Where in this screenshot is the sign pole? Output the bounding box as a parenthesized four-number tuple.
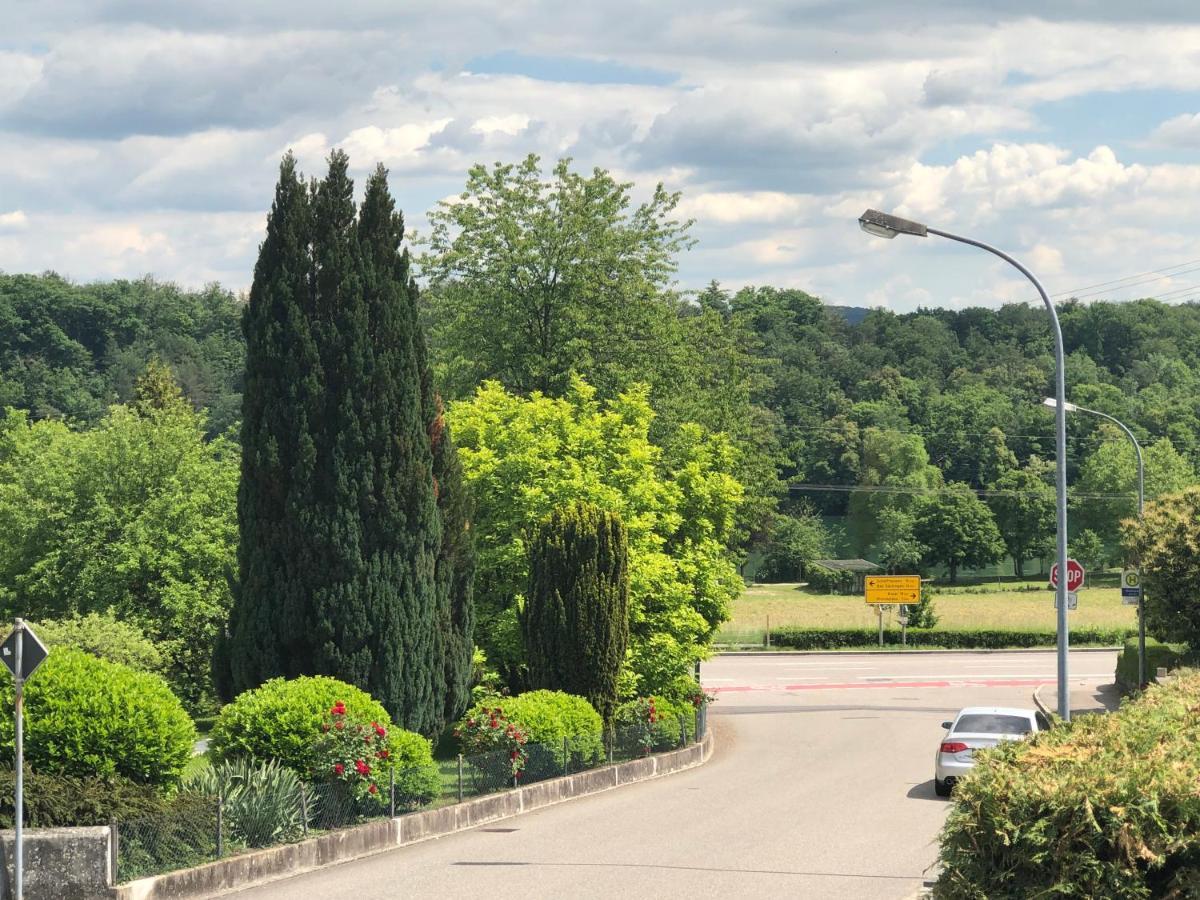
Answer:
(877, 605, 883, 648)
(14, 619, 23, 900)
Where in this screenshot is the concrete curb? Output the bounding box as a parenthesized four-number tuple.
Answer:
(111, 730, 715, 900)
(719, 647, 1121, 658)
(1032, 683, 1053, 722)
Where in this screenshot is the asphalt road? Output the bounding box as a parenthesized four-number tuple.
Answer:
(234, 649, 1116, 900)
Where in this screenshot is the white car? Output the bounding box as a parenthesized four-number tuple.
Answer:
(934, 706, 1045, 796)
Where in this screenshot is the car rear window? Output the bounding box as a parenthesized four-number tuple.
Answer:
(954, 714, 1032, 735)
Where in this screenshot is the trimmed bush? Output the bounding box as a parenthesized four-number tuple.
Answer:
(935, 669, 1200, 898)
(769, 626, 1134, 651)
(1115, 636, 1189, 690)
(0, 769, 168, 827)
(613, 696, 695, 754)
(0, 648, 194, 787)
(804, 565, 856, 594)
(209, 676, 390, 774)
(387, 730, 441, 809)
(462, 690, 603, 769)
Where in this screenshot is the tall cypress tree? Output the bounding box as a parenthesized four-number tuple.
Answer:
(523, 503, 630, 724)
(223, 153, 322, 698)
(356, 163, 440, 732)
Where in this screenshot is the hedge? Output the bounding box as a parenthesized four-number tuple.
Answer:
(768, 626, 1134, 650)
(1114, 636, 1189, 691)
(935, 669, 1200, 898)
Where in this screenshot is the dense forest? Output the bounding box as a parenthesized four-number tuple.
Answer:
(3, 266, 1197, 579)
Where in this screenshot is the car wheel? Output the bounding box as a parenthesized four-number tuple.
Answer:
(934, 778, 951, 797)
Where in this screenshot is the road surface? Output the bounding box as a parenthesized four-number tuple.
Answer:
(235, 649, 1116, 899)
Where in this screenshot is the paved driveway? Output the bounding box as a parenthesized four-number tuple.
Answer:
(234, 649, 1116, 900)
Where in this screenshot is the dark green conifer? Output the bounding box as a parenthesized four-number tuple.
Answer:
(523, 503, 630, 723)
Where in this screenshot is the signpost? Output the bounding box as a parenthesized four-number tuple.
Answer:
(2, 619, 49, 900)
(1049, 558, 1085, 594)
(865, 575, 921, 604)
(1121, 569, 1142, 606)
(1054, 591, 1079, 611)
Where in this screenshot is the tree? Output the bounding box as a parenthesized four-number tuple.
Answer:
(523, 503, 630, 724)
(1124, 486, 1200, 648)
(448, 377, 742, 700)
(913, 484, 1005, 582)
(1071, 529, 1106, 577)
(760, 511, 831, 581)
(875, 507, 926, 574)
(227, 153, 461, 736)
(420, 154, 693, 399)
(848, 428, 942, 554)
(0, 373, 237, 712)
(989, 455, 1055, 577)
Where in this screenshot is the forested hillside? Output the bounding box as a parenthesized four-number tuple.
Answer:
(4, 269, 1199, 573)
(0, 273, 243, 435)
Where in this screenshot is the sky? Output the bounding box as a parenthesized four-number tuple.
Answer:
(4, 2, 1200, 312)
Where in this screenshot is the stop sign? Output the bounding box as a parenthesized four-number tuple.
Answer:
(1050, 558, 1085, 592)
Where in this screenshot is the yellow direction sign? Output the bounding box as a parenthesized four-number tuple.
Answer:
(865, 575, 921, 605)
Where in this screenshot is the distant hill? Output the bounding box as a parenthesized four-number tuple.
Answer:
(826, 305, 872, 325)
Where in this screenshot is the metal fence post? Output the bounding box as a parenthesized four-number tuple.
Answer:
(562, 736, 569, 775)
(389, 768, 396, 818)
(215, 789, 224, 859)
(457, 754, 464, 803)
(606, 729, 614, 764)
(678, 713, 686, 748)
(109, 817, 118, 886)
(299, 783, 308, 837)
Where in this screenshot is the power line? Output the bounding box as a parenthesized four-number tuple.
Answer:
(1051, 257, 1200, 299)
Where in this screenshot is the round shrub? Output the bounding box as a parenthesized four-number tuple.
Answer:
(209, 676, 391, 774)
(463, 690, 603, 768)
(0, 648, 194, 787)
(387, 729, 442, 809)
(614, 696, 695, 754)
(32, 612, 167, 676)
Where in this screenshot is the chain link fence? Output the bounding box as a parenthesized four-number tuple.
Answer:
(114, 705, 708, 883)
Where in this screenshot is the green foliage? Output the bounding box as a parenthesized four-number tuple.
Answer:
(803, 564, 856, 594)
(759, 512, 831, 581)
(0, 273, 244, 434)
(988, 454, 1055, 577)
(209, 676, 390, 774)
(184, 758, 304, 847)
(386, 729, 442, 808)
(1071, 528, 1107, 574)
(449, 378, 742, 698)
(912, 484, 1005, 582)
(903, 587, 939, 629)
(768, 626, 1133, 650)
(0, 648, 194, 787)
(228, 154, 469, 736)
(613, 696, 695, 754)
(32, 611, 166, 675)
(0, 769, 169, 827)
(1124, 486, 1200, 648)
(934, 670, 1200, 899)
(1115, 637, 1188, 691)
(524, 503, 630, 723)
(0, 382, 237, 712)
(464, 690, 604, 766)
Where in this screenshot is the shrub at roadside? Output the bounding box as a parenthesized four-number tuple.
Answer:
(456, 706, 528, 791)
(0, 648, 194, 787)
(184, 757, 303, 847)
(768, 625, 1133, 650)
(613, 696, 696, 755)
(209, 676, 390, 773)
(1115, 636, 1189, 691)
(935, 669, 1200, 899)
(0, 769, 168, 827)
(387, 729, 442, 809)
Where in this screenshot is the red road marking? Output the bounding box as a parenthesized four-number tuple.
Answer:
(708, 678, 1058, 694)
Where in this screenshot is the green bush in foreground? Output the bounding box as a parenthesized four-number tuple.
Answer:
(1114, 636, 1189, 690)
(935, 669, 1200, 899)
(209, 676, 391, 774)
(0, 769, 168, 827)
(461, 690, 603, 768)
(768, 626, 1134, 650)
(0, 648, 194, 787)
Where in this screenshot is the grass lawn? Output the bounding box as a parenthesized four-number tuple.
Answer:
(719, 581, 1136, 643)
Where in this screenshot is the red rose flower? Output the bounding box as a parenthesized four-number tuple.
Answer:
(355, 759, 370, 776)
(368, 783, 378, 795)
(334, 763, 345, 776)
(335, 720, 345, 731)
(377, 749, 389, 759)
(375, 724, 387, 738)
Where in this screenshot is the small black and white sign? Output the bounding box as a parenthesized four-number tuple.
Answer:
(0, 624, 48, 680)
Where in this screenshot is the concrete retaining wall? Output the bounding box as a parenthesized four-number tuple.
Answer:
(0, 826, 112, 900)
(111, 730, 714, 900)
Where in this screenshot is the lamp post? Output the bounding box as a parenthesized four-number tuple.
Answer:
(1043, 397, 1145, 685)
(858, 209, 1073, 720)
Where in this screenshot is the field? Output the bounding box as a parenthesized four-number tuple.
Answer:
(718, 581, 1136, 644)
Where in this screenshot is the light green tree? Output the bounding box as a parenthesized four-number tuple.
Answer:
(989, 455, 1056, 577)
(0, 369, 237, 711)
(848, 428, 942, 554)
(913, 484, 1005, 583)
(448, 377, 743, 699)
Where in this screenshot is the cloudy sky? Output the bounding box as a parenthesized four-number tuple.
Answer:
(4, 2, 1200, 311)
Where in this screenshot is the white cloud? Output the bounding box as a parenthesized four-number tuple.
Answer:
(0, 211, 28, 231)
(1149, 112, 1200, 147)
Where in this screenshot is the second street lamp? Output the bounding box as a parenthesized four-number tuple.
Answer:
(859, 209, 1073, 721)
(1044, 396, 1146, 686)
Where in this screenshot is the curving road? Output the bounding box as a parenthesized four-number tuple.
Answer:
(235, 649, 1116, 899)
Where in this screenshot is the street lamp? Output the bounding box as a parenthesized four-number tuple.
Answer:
(1044, 396, 1145, 685)
(859, 209, 1073, 720)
